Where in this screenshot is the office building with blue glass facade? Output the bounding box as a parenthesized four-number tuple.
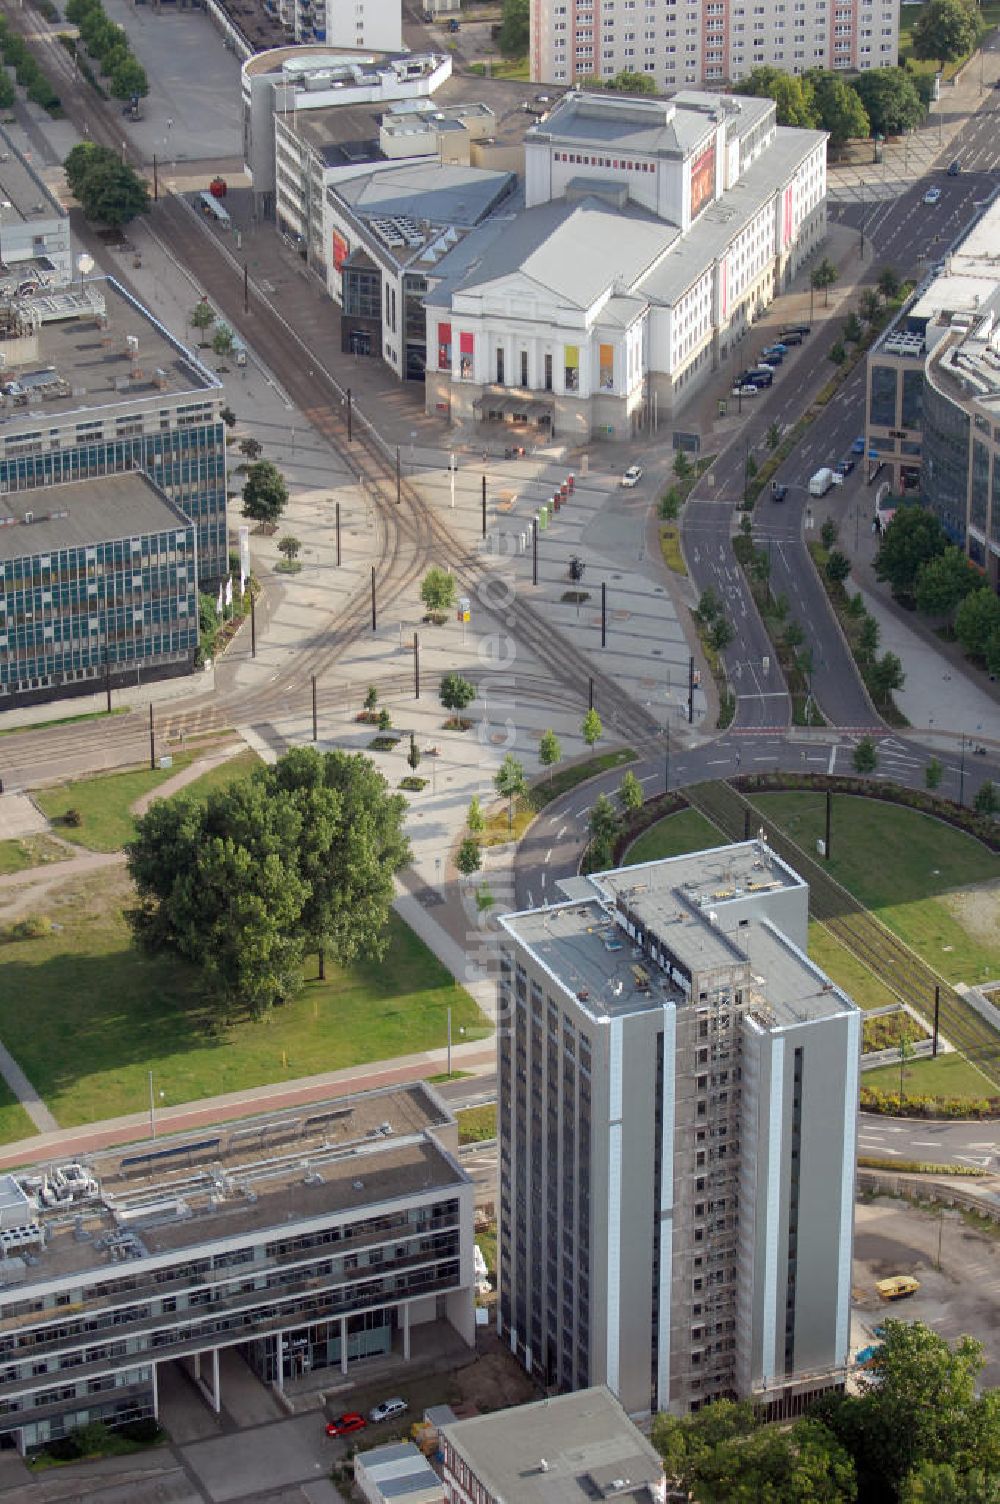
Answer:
(0, 473, 198, 701)
(0, 279, 228, 706)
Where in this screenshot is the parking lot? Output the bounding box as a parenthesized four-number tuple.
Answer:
(852, 1194, 1000, 1387)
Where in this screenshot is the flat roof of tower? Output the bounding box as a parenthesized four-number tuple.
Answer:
(500, 841, 853, 1029)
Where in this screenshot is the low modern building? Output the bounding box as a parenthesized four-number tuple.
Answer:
(241, 46, 454, 224)
(0, 278, 228, 627)
(0, 1083, 475, 1453)
(425, 89, 826, 438)
(497, 839, 860, 1420)
(528, 0, 898, 91)
(441, 1387, 667, 1503)
(327, 162, 518, 379)
(0, 126, 72, 296)
(866, 198, 1000, 585)
(0, 472, 199, 703)
(242, 45, 555, 274)
(356, 1441, 445, 1504)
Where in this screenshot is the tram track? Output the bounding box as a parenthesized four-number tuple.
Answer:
(2, 4, 662, 781)
(683, 780, 1000, 1090)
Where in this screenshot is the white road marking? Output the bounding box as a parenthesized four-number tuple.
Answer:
(544, 849, 552, 864)
(828, 745, 838, 774)
(556, 825, 566, 839)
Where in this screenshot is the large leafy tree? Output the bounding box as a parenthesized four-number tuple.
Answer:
(261, 748, 409, 980)
(63, 144, 148, 227)
(125, 748, 408, 1011)
(852, 68, 925, 137)
(954, 586, 1000, 661)
(498, 0, 529, 55)
(693, 1418, 857, 1503)
(914, 545, 980, 617)
(242, 459, 289, 526)
(874, 506, 948, 605)
(807, 69, 871, 146)
(126, 780, 309, 1016)
(734, 65, 819, 127)
(814, 1321, 990, 1501)
(912, 0, 981, 70)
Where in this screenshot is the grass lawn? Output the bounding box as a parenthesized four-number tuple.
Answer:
(864, 1051, 996, 1101)
(457, 1104, 497, 1144)
(0, 870, 491, 1128)
(750, 793, 999, 986)
(624, 807, 726, 865)
(0, 835, 71, 876)
(35, 755, 196, 852)
(898, 1, 1000, 78)
(483, 748, 636, 845)
(659, 524, 687, 575)
(468, 55, 529, 79)
(807, 924, 906, 1013)
(0, 1081, 37, 1146)
(173, 748, 261, 802)
(0, 706, 128, 738)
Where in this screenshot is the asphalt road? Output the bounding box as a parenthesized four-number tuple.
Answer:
(444, 1071, 1000, 1173)
(682, 86, 1000, 732)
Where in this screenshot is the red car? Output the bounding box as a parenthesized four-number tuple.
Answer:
(326, 1412, 366, 1437)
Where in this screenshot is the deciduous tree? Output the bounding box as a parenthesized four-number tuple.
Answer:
(954, 587, 1000, 661)
(242, 459, 288, 526)
(874, 506, 948, 605)
(853, 735, 878, 773)
(852, 67, 924, 137)
(420, 566, 457, 614)
(912, 0, 980, 70)
(539, 729, 562, 782)
(494, 753, 526, 830)
(618, 768, 643, 814)
(456, 837, 482, 876)
(915, 546, 980, 617)
(581, 707, 603, 747)
(439, 672, 476, 712)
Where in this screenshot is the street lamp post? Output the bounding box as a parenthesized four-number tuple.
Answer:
(958, 733, 966, 807)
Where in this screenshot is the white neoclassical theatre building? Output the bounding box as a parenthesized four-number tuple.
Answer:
(424, 90, 827, 441)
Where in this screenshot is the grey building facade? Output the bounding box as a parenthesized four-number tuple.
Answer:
(497, 840, 860, 1420)
(0, 473, 199, 701)
(0, 1084, 475, 1452)
(0, 280, 228, 599)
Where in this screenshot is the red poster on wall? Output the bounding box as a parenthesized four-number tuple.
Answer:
(332, 231, 349, 272)
(438, 322, 452, 371)
(459, 330, 474, 379)
(689, 144, 716, 221)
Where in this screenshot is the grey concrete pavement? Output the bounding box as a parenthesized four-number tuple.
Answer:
(182, 1414, 334, 1504)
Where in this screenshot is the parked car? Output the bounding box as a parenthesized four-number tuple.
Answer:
(830, 470, 845, 486)
(851, 436, 866, 455)
(771, 482, 788, 502)
(763, 342, 788, 355)
(731, 383, 759, 397)
(447, 16, 460, 29)
(747, 370, 774, 388)
(326, 1413, 366, 1437)
(781, 324, 811, 338)
(923, 186, 942, 205)
(834, 458, 855, 477)
(947, 159, 961, 176)
(759, 347, 784, 364)
(876, 1275, 920, 1301)
(621, 465, 643, 488)
(369, 1398, 408, 1424)
(777, 329, 804, 345)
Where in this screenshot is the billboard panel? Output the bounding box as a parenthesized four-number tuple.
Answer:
(690, 144, 716, 220)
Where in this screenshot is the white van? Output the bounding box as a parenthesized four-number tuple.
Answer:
(809, 468, 835, 497)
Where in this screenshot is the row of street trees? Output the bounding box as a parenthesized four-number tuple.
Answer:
(735, 24, 981, 149)
(875, 508, 1000, 674)
(65, 0, 148, 100)
(125, 748, 409, 1012)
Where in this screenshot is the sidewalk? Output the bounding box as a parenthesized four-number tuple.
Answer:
(812, 484, 1000, 740)
(0, 1040, 496, 1172)
(828, 40, 1000, 201)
